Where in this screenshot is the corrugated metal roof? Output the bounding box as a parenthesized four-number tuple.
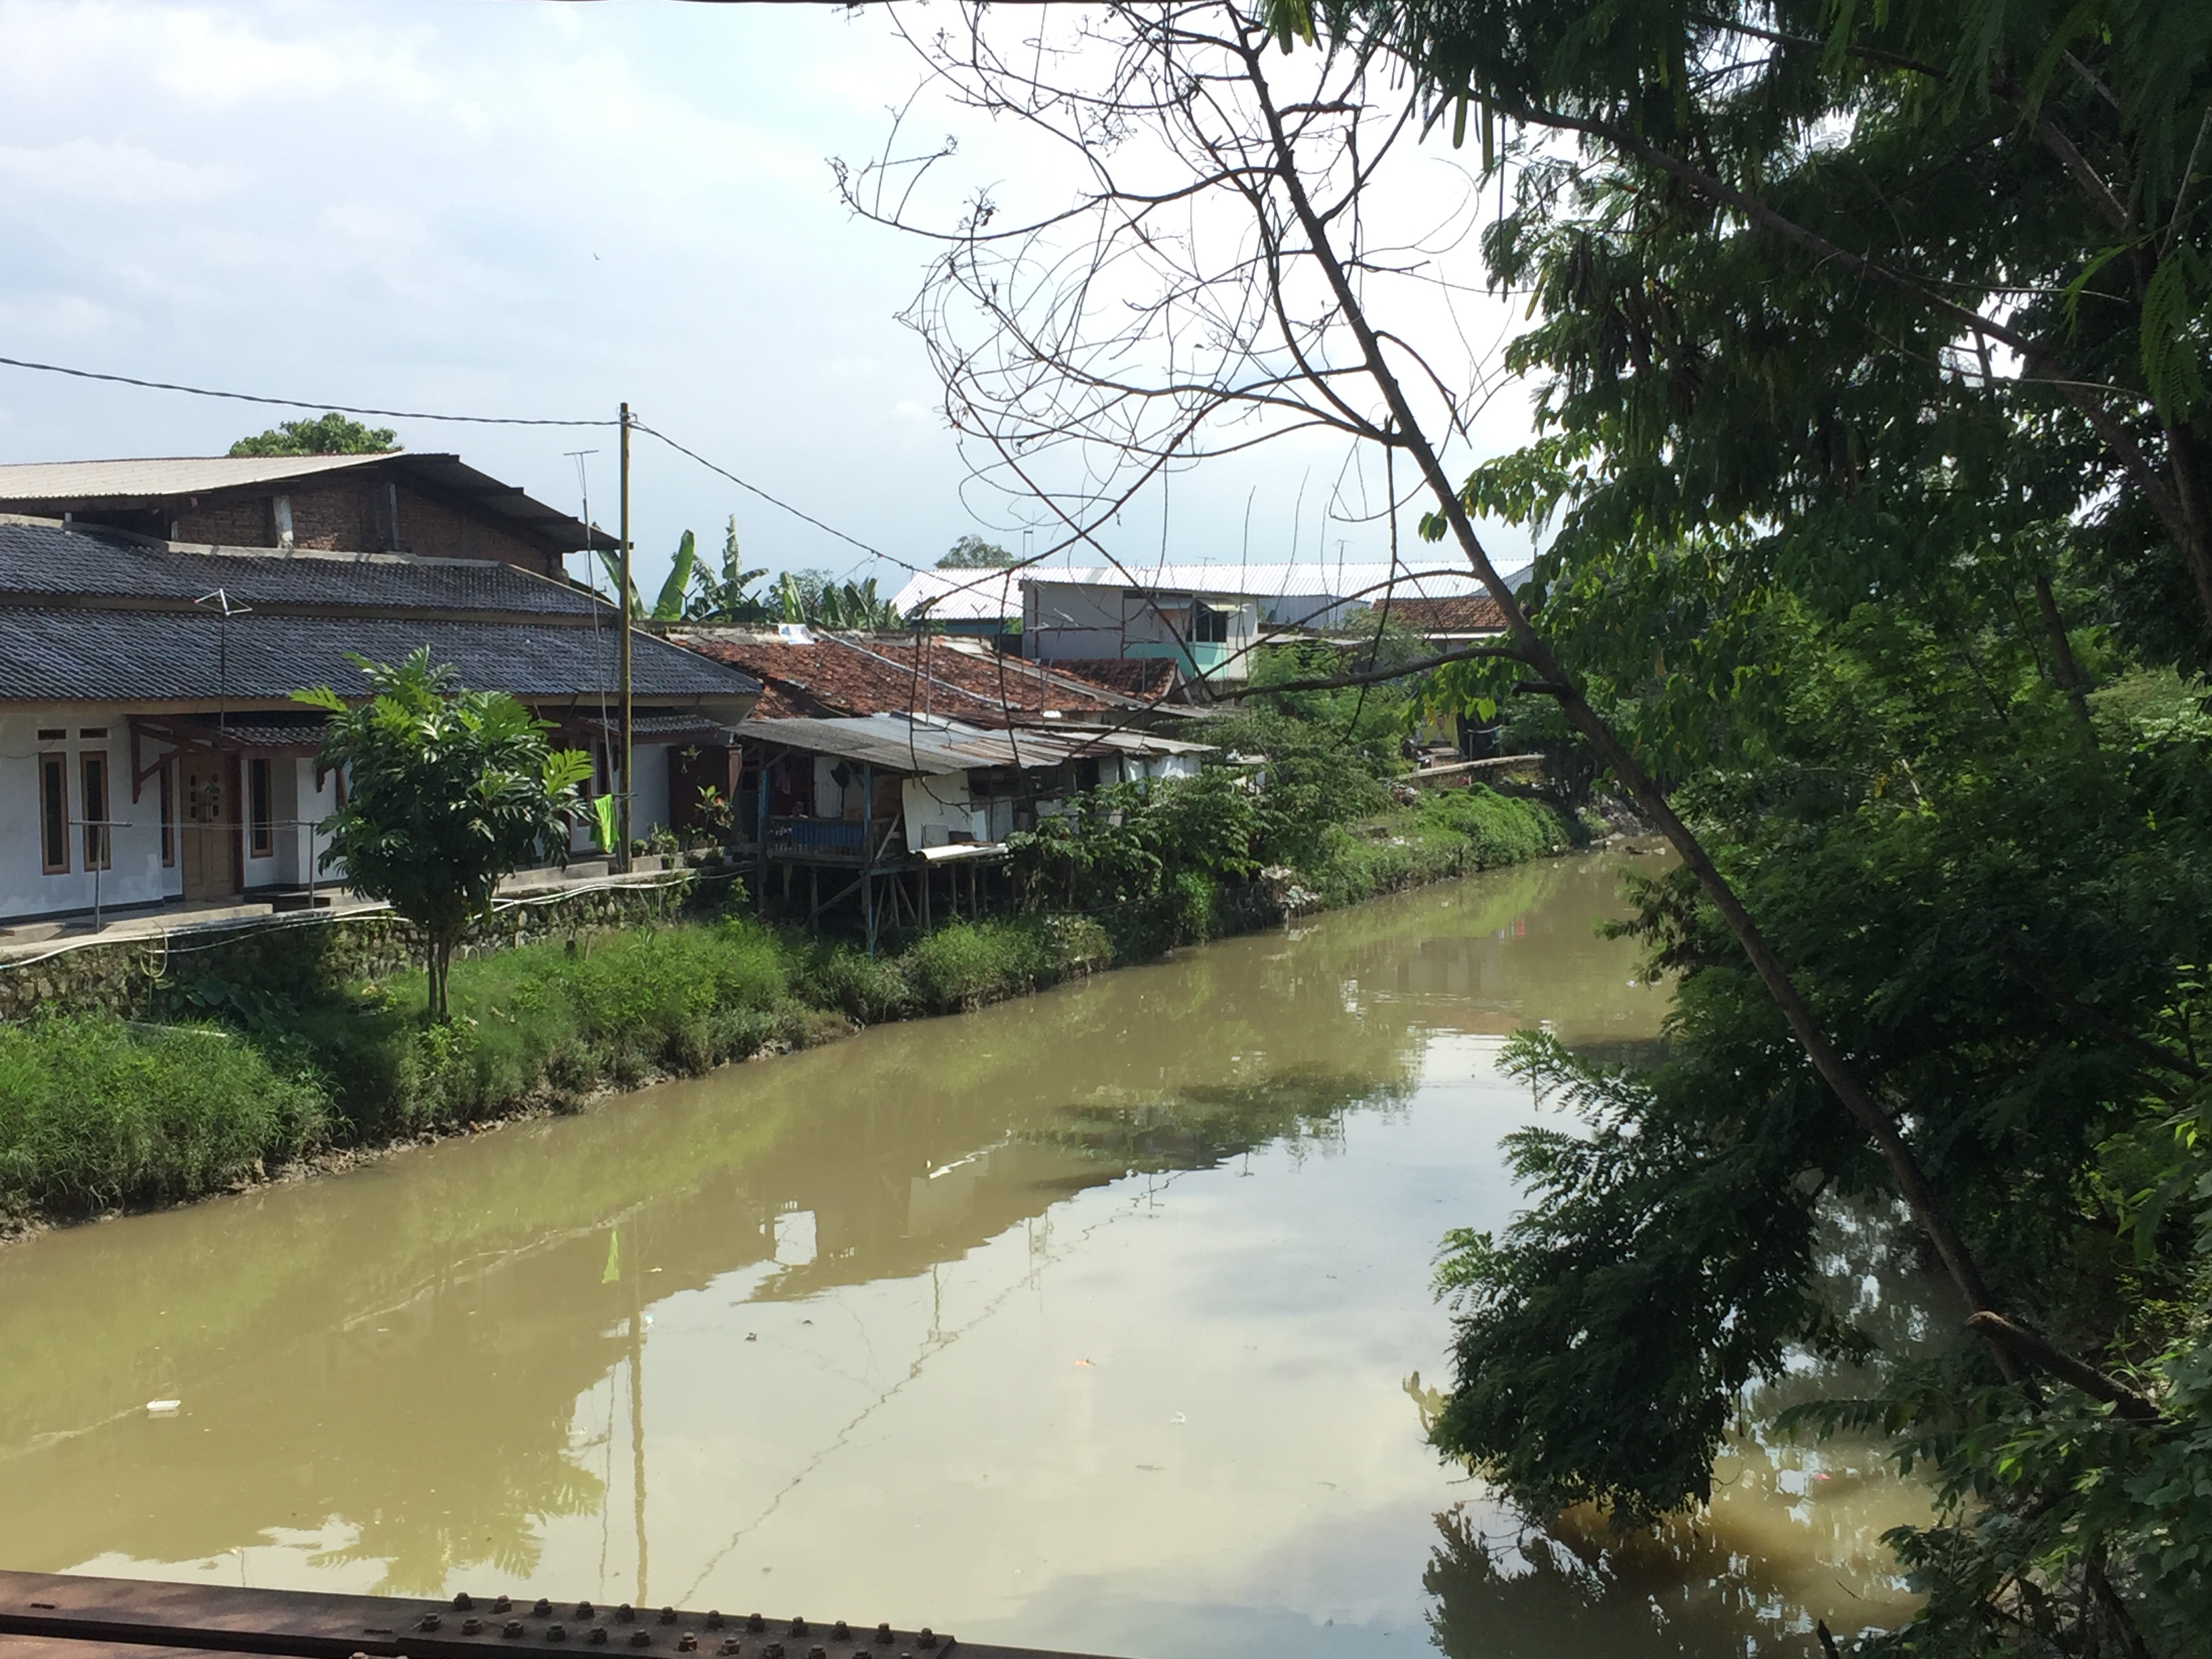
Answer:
(0, 453, 612, 553)
(893, 560, 1531, 628)
(739, 714, 1208, 776)
(890, 567, 1023, 623)
(0, 454, 389, 499)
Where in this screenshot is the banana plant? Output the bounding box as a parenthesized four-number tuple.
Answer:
(683, 519, 775, 622)
(597, 530, 706, 621)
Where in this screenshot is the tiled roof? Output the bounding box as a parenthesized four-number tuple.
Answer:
(0, 609, 755, 706)
(1041, 657, 1181, 698)
(670, 630, 1136, 720)
(0, 516, 756, 708)
(1381, 594, 1507, 634)
(0, 520, 601, 615)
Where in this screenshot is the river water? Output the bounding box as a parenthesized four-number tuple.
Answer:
(0, 855, 1927, 1656)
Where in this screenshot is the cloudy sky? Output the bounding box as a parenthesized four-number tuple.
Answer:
(0, 0, 1535, 599)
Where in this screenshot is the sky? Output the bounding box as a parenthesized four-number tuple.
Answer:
(0, 0, 1538, 602)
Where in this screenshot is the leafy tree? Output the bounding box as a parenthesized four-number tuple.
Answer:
(840, 2, 2212, 1647)
(939, 534, 1015, 568)
(1372, 0, 2212, 661)
(228, 413, 398, 457)
(295, 651, 592, 1022)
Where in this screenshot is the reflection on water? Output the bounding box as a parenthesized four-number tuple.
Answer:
(0, 854, 1921, 1657)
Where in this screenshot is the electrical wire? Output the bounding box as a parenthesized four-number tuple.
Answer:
(630, 419, 902, 568)
(0, 353, 616, 428)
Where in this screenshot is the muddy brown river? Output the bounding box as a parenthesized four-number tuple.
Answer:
(0, 855, 1927, 1657)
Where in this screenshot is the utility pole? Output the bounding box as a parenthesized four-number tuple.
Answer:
(617, 401, 634, 873)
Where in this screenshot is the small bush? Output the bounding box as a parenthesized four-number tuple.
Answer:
(1415, 785, 1565, 866)
(902, 916, 1100, 1011)
(792, 944, 913, 1024)
(0, 1016, 325, 1217)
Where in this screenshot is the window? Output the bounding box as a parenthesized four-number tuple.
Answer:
(81, 752, 110, 872)
(1190, 603, 1230, 644)
(39, 754, 68, 874)
(248, 757, 274, 857)
(159, 763, 176, 867)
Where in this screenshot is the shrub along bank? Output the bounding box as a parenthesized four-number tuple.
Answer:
(0, 773, 1576, 1232)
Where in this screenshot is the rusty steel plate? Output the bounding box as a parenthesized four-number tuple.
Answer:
(0, 1574, 955, 1659)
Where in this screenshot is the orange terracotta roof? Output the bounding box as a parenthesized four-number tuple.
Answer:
(1042, 657, 1181, 699)
(1382, 594, 1505, 634)
(669, 630, 1139, 722)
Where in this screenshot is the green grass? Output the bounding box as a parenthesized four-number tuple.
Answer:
(0, 1017, 325, 1218)
(1307, 785, 1572, 907)
(0, 784, 1570, 1228)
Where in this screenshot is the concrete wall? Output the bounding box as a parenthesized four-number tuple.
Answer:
(0, 874, 699, 1023)
(3, 713, 686, 921)
(569, 742, 678, 855)
(901, 774, 989, 851)
(1024, 580, 1259, 680)
(0, 714, 176, 922)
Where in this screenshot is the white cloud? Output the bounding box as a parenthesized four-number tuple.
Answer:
(0, 138, 241, 206)
(0, 1, 1537, 596)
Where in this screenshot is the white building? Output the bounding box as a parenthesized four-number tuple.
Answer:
(0, 509, 758, 927)
(989, 561, 1523, 689)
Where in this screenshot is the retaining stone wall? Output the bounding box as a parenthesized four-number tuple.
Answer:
(0, 876, 701, 1025)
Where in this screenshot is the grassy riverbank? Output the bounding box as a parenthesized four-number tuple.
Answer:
(0, 783, 1576, 1230)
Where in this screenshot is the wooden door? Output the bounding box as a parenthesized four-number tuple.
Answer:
(179, 754, 240, 900)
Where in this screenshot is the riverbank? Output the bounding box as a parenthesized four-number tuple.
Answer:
(0, 783, 1584, 1236)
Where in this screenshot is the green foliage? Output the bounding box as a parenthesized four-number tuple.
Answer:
(0, 1017, 324, 1217)
(1007, 769, 1264, 954)
(681, 518, 775, 623)
(1432, 1029, 1850, 1524)
(654, 531, 697, 622)
(1429, 584, 2212, 1646)
(1306, 787, 1568, 908)
(771, 570, 906, 630)
(297, 651, 592, 1020)
(1246, 628, 1425, 747)
(781, 914, 1111, 1021)
(938, 534, 1015, 568)
(227, 413, 397, 457)
(901, 916, 1109, 1009)
(1297, 3, 2212, 1643)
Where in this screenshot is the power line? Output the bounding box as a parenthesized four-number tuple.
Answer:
(0, 348, 912, 574)
(629, 419, 902, 568)
(0, 353, 615, 428)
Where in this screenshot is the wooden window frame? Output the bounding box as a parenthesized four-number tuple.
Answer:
(159, 762, 176, 867)
(248, 756, 274, 858)
(39, 752, 68, 876)
(80, 750, 111, 872)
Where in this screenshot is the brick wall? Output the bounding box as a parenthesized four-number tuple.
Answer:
(386, 488, 553, 571)
(171, 495, 276, 548)
(170, 478, 557, 573)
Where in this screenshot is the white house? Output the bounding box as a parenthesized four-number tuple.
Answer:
(0, 504, 758, 928)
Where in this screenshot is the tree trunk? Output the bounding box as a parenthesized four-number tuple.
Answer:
(428, 936, 453, 1023)
(1230, 18, 2026, 1337)
(2032, 574, 2095, 729)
